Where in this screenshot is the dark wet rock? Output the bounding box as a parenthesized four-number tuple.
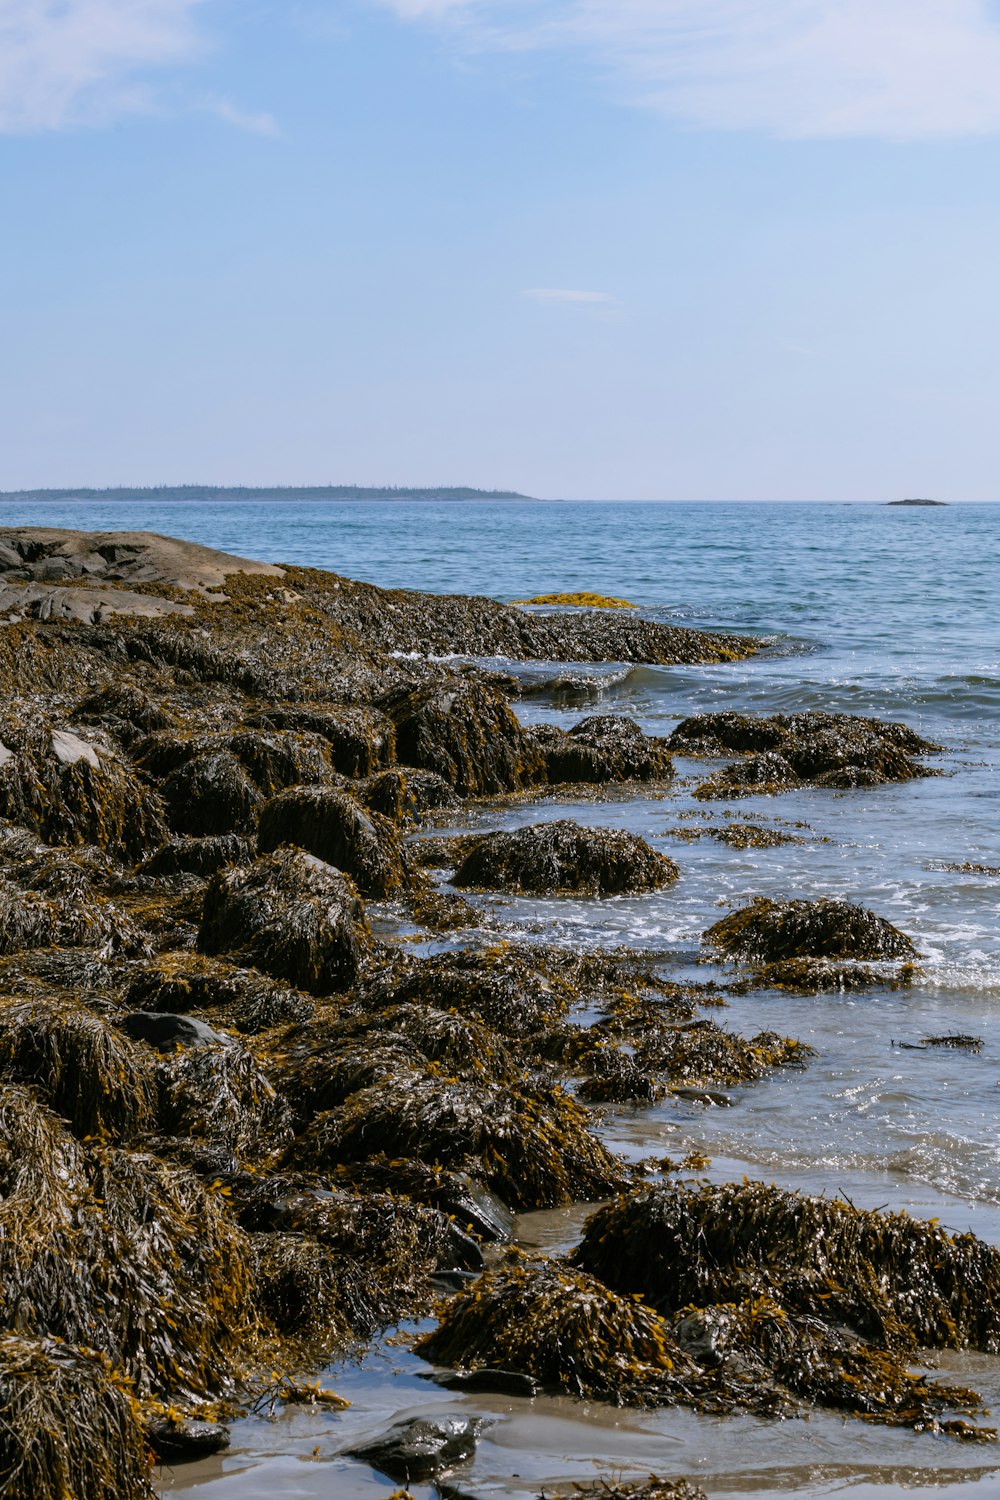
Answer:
(121, 1012, 226, 1051)
(536, 715, 675, 786)
(346, 1413, 485, 1484)
(258, 786, 406, 898)
(452, 820, 678, 897)
(380, 680, 539, 795)
(126, 953, 314, 1034)
(140, 833, 253, 878)
(198, 847, 369, 994)
(290, 1073, 627, 1212)
(361, 766, 458, 823)
(145, 1416, 230, 1463)
(705, 897, 916, 964)
(429, 1367, 538, 1398)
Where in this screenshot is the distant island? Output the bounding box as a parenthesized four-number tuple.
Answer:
(0, 484, 534, 503)
(887, 497, 947, 507)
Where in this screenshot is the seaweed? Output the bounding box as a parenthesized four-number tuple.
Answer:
(0, 1336, 155, 1500)
(0, 1000, 156, 1140)
(416, 1256, 695, 1404)
(355, 945, 577, 1038)
(126, 951, 314, 1034)
(705, 897, 916, 963)
(289, 1073, 627, 1211)
(573, 1180, 1000, 1354)
(513, 593, 638, 608)
(0, 1086, 256, 1396)
(452, 821, 678, 897)
(156, 1037, 293, 1159)
(258, 786, 406, 898)
(537, 716, 675, 788)
(198, 847, 370, 994)
(380, 680, 541, 796)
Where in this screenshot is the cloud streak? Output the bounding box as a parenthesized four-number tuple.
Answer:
(0, 0, 206, 132)
(522, 288, 616, 305)
(376, 0, 1000, 140)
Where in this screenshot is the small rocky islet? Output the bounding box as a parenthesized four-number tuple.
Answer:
(0, 525, 988, 1500)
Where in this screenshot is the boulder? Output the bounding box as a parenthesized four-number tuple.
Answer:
(704, 897, 916, 964)
(381, 679, 538, 795)
(198, 847, 369, 994)
(452, 820, 679, 897)
(538, 715, 675, 786)
(257, 787, 405, 898)
(346, 1414, 484, 1484)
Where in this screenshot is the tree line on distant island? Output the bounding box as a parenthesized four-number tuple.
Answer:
(0, 485, 534, 503)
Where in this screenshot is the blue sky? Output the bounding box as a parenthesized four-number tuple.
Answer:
(3, 0, 1000, 499)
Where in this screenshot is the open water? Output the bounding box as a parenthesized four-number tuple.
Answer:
(6, 498, 998, 1498)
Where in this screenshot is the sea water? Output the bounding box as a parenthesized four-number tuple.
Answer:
(6, 499, 998, 1497)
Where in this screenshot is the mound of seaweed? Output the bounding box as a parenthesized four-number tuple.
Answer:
(0, 1335, 154, 1500)
(705, 897, 916, 964)
(289, 1073, 627, 1212)
(452, 821, 678, 897)
(574, 1180, 1000, 1354)
(0, 1001, 156, 1139)
(198, 847, 370, 994)
(0, 1086, 255, 1396)
(380, 680, 540, 795)
(257, 786, 406, 898)
(126, 951, 314, 1034)
(0, 717, 166, 856)
(417, 1256, 694, 1404)
(354, 945, 578, 1038)
(666, 710, 939, 799)
(530, 716, 675, 787)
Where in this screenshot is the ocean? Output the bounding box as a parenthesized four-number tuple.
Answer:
(7, 498, 999, 1497)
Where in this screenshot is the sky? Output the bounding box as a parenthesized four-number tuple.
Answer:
(3, 1, 1000, 500)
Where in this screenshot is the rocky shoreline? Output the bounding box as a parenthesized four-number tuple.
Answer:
(0, 526, 993, 1500)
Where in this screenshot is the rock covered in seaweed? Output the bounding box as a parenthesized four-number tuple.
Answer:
(289, 1073, 627, 1211)
(380, 680, 540, 795)
(198, 846, 369, 994)
(452, 820, 679, 897)
(530, 715, 675, 786)
(666, 710, 940, 798)
(705, 897, 916, 964)
(0, 716, 166, 857)
(416, 1256, 695, 1404)
(0, 1335, 155, 1500)
(257, 786, 406, 898)
(573, 1179, 1000, 1353)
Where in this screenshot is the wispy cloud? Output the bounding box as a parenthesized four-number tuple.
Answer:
(207, 96, 281, 138)
(376, 0, 1000, 140)
(522, 288, 617, 305)
(0, 0, 206, 132)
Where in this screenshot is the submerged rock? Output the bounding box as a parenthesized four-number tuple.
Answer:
(347, 1413, 484, 1484)
(452, 820, 678, 897)
(198, 847, 369, 994)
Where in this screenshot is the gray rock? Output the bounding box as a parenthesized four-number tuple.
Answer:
(50, 729, 101, 769)
(347, 1413, 484, 1484)
(121, 1012, 226, 1051)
